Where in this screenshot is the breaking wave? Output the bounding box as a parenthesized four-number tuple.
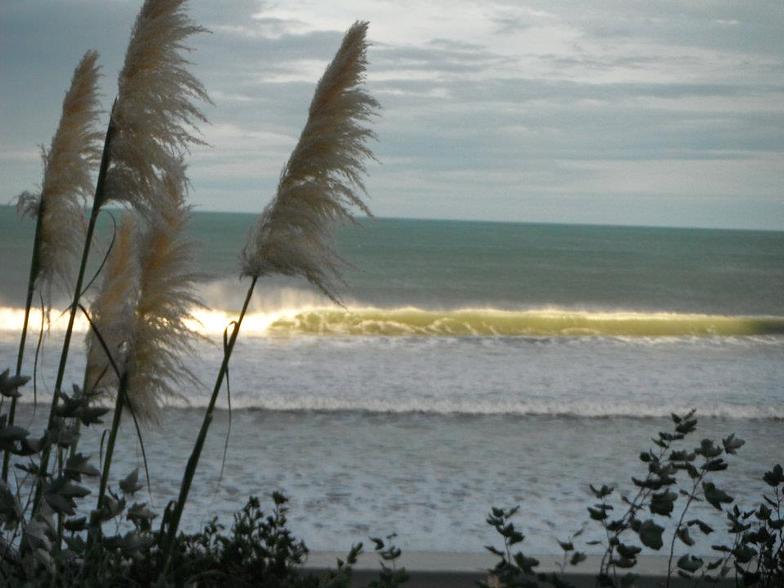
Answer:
(2, 305, 784, 338)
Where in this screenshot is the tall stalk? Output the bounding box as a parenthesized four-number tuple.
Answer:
(1, 199, 44, 481)
(160, 20, 376, 577)
(91, 371, 129, 538)
(160, 276, 256, 573)
(32, 119, 115, 513)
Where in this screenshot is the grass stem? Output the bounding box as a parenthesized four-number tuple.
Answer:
(32, 117, 115, 514)
(160, 275, 257, 576)
(90, 371, 128, 542)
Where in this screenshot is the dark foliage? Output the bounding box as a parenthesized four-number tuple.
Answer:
(484, 411, 783, 588)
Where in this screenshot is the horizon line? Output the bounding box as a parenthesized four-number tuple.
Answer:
(1, 203, 781, 233)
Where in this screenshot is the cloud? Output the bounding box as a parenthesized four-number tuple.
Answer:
(1, 0, 783, 228)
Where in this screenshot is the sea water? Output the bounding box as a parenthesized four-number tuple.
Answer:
(0, 206, 782, 554)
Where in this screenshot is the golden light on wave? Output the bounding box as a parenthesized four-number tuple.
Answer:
(2, 305, 783, 338)
(0, 306, 90, 333)
(185, 308, 285, 336)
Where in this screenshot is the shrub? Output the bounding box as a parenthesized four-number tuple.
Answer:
(483, 411, 783, 588)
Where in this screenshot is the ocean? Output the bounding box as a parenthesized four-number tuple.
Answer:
(0, 205, 782, 555)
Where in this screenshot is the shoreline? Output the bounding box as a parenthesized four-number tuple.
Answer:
(304, 552, 735, 587)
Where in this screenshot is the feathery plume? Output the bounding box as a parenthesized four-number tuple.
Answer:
(102, 0, 210, 218)
(17, 51, 102, 295)
(241, 21, 380, 302)
(85, 164, 201, 423)
(125, 161, 203, 423)
(84, 214, 140, 395)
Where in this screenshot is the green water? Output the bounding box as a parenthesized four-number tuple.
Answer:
(1, 206, 783, 315)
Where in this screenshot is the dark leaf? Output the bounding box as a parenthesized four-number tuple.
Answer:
(650, 490, 677, 517)
(370, 536, 384, 550)
(704, 458, 728, 472)
(45, 493, 75, 516)
(119, 468, 143, 495)
(64, 453, 100, 480)
(755, 503, 771, 521)
(0, 425, 29, 442)
(702, 482, 733, 510)
(513, 553, 539, 574)
(78, 406, 110, 427)
(677, 555, 703, 573)
(721, 434, 745, 455)
(127, 502, 156, 524)
(677, 526, 694, 546)
(617, 544, 641, 559)
(612, 557, 637, 569)
(675, 418, 697, 435)
(669, 450, 696, 462)
(0, 370, 30, 397)
(588, 507, 608, 521)
(762, 464, 783, 487)
(638, 520, 664, 550)
(485, 545, 504, 557)
(733, 545, 756, 564)
(0, 481, 22, 529)
(687, 519, 714, 535)
(696, 439, 722, 459)
(58, 481, 90, 499)
(590, 484, 614, 499)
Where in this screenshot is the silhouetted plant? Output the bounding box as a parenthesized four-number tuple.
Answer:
(485, 411, 783, 588)
(367, 533, 409, 588)
(1, 491, 406, 587)
(481, 505, 582, 588)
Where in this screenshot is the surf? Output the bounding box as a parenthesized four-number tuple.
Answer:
(2, 304, 784, 337)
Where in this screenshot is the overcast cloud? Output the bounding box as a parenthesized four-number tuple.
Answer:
(1, 0, 782, 228)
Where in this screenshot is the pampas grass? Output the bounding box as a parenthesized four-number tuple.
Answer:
(103, 0, 210, 218)
(90, 162, 202, 529)
(161, 21, 380, 573)
(126, 161, 202, 423)
(2, 50, 102, 481)
(35, 0, 209, 514)
(84, 215, 140, 396)
(29, 50, 103, 295)
(241, 21, 379, 303)
(87, 172, 202, 420)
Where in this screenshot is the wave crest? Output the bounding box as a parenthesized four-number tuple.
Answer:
(2, 305, 783, 338)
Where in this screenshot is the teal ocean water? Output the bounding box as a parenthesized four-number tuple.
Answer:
(1, 206, 783, 553)
(2, 207, 784, 334)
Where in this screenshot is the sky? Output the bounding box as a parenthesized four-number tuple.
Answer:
(1, 0, 783, 229)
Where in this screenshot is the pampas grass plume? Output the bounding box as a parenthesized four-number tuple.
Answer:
(127, 161, 203, 423)
(103, 0, 210, 218)
(17, 50, 102, 295)
(84, 214, 140, 395)
(241, 21, 380, 302)
(86, 163, 201, 423)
